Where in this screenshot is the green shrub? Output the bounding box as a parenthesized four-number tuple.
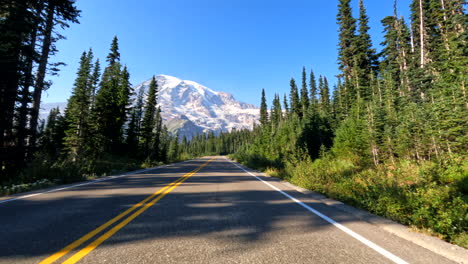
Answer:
(235, 151, 468, 248)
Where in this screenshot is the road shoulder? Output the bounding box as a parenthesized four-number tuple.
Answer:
(226, 157, 468, 264)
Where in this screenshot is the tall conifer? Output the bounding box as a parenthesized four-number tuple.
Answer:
(337, 0, 357, 80)
(93, 36, 126, 153)
(301, 67, 310, 113)
(141, 76, 158, 157)
(289, 78, 301, 117)
(64, 50, 94, 160)
(260, 88, 269, 126)
(309, 69, 318, 108)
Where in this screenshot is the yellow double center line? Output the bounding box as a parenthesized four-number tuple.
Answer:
(39, 158, 214, 264)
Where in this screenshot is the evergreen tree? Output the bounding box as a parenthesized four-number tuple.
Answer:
(116, 65, 132, 144)
(0, 0, 79, 179)
(271, 94, 283, 126)
(354, 0, 379, 101)
(141, 76, 158, 157)
(151, 107, 163, 160)
(309, 69, 318, 108)
(93, 36, 128, 154)
(301, 67, 310, 113)
(168, 134, 180, 161)
(107, 36, 120, 66)
(289, 78, 301, 117)
(39, 107, 66, 160)
(380, 14, 412, 96)
(283, 94, 289, 115)
(337, 0, 357, 80)
(126, 87, 145, 156)
(30, 0, 80, 153)
(63, 50, 94, 160)
(318, 76, 331, 114)
(260, 88, 269, 126)
(89, 59, 101, 108)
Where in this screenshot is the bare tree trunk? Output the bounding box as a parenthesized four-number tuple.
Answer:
(440, 0, 447, 21)
(438, 0, 451, 52)
(419, 0, 425, 68)
(29, 2, 55, 156)
(372, 144, 379, 166)
(410, 21, 415, 53)
(395, 17, 411, 94)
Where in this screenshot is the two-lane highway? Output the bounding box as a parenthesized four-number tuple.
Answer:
(0, 157, 457, 263)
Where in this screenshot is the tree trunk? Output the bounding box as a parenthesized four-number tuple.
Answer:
(29, 2, 55, 156)
(0, 2, 28, 180)
(17, 0, 44, 160)
(419, 0, 425, 68)
(409, 21, 415, 53)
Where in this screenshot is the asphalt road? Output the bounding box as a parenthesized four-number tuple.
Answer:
(0, 156, 459, 264)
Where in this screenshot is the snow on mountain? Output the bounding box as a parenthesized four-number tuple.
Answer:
(40, 75, 260, 140)
(39, 102, 67, 122)
(133, 75, 259, 139)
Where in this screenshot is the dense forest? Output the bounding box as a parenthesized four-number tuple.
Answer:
(0, 1, 250, 192)
(0, 0, 466, 247)
(184, 0, 468, 247)
(1, 0, 80, 185)
(0, 1, 190, 193)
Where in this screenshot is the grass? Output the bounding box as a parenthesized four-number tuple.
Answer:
(231, 152, 468, 248)
(0, 154, 181, 197)
(1, 179, 56, 196)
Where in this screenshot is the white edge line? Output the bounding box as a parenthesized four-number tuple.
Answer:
(0, 159, 195, 205)
(226, 157, 408, 264)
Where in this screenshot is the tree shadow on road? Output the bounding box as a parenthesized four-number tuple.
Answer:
(0, 158, 419, 263)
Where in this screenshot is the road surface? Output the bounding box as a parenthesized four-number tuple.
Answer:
(0, 157, 458, 263)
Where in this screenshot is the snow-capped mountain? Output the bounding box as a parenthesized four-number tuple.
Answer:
(40, 75, 260, 139)
(39, 102, 67, 122)
(133, 75, 259, 139)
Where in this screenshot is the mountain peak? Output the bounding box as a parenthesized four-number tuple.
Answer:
(133, 75, 259, 139)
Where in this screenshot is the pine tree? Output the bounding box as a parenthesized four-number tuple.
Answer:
(116, 65, 132, 145)
(141, 76, 158, 157)
(354, 0, 379, 101)
(318, 76, 331, 115)
(168, 134, 180, 161)
(337, 0, 357, 80)
(289, 78, 301, 117)
(93, 36, 127, 154)
(380, 13, 412, 96)
(301, 67, 310, 113)
(283, 94, 289, 115)
(260, 88, 269, 126)
(39, 107, 66, 160)
(126, 87, 145, 156)
(107, 36, 120, 66)
(151, 107, 163, 161)
(271, 94, 283, 126)
(126, 109, 139, 156)
(309, 69, 318, 109)
(30, 0, 80, 153)
(409, 0, 435, 101)
(89, 59, 101, 108)
(63, 50, 94, 160)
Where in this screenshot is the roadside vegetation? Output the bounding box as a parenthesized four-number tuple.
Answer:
(217, 0, 467, 247)
(0, 1, 189, 195)
(1, 0, 466, 249)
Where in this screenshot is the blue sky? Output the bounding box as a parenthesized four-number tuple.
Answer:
(45, 0, 412, 106)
